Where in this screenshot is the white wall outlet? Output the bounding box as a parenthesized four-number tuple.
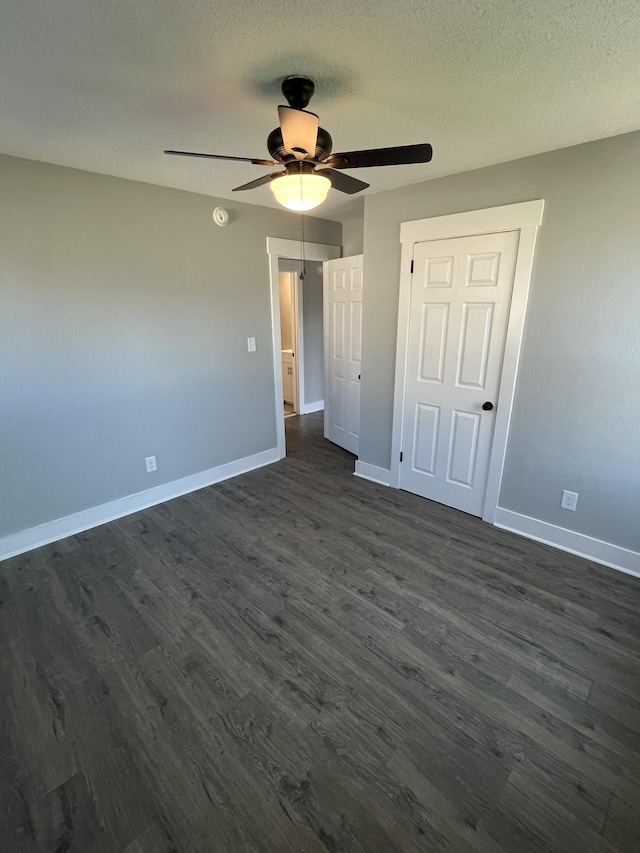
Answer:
(560, 489, 578, 511)
(145, 455, 157, 473)
(247, 337, 256, 353)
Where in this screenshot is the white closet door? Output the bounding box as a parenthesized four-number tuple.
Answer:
(324, 255, 363, 455)
(400, 231, 519, 515)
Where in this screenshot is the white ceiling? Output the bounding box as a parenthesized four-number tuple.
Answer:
(2, 0, 639, 221)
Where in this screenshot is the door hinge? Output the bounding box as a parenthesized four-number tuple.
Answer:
(400, 451, 403, 462)
(410, 260, 414, 274)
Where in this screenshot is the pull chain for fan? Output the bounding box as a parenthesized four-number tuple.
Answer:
(299, 212, 307, 281)
(300, 163, 307, 281)
(299, 163, 306, 281)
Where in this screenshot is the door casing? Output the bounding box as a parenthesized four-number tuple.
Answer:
(390, 200, 544, 523)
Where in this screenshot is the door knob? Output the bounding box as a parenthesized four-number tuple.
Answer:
(482, 401, 494, 411)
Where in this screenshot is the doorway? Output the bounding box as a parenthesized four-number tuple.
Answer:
(267, 237, 341, 460)
(278, 268, 299, 418)
(390, 201, 545, 522)
(277, 258, 326, 422)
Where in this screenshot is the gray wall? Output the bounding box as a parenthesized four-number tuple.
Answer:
(360, 131, 640, 552)
(342, 202, 364, 256)
(277, 259, 325, 407)
(0, 154, 341, 539)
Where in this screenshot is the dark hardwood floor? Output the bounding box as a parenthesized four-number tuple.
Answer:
(1, 412, 640, 852)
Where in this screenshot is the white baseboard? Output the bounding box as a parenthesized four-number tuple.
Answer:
(301, 400, 324, 414)
(354, 461, 391, 487)
(0, 447, 280, 562)
(494, 507, 640, 579)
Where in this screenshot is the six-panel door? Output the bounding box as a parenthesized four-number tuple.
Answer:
(324, 256, 364, 455)
(399, 231, 519, 515)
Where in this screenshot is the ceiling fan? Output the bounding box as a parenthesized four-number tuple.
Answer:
(165, 76, 433, 211)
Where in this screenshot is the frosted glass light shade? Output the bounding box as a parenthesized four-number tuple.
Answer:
(270, 173, 331, 211)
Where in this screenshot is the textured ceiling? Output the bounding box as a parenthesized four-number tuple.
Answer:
(2, 0, 639, 221)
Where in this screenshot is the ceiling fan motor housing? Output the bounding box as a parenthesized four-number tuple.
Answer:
(267, 126, 333, 163)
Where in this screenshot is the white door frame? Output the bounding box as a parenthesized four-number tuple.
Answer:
(267, 237, 341, 459)
(390, 200, 545, 522)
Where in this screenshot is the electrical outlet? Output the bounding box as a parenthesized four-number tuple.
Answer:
(247, 337, 256, 353)
(145, 455, 157, 473)
(560, 489, 578, 511)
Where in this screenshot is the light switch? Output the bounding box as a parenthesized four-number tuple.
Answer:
(247, 337, 257, 353)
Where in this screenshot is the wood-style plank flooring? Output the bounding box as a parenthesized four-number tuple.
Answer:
(1, 412, 640, 852)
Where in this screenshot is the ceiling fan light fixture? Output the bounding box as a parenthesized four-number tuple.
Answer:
(270, 173, 331, 212)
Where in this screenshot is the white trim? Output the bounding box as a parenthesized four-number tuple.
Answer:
(390, 200, 545, 526)
(266, 237, 341, 260)
(481, 223, 541, 521)
(300, 399, 324, 414)
(267, 237, 340, 458)
(294, 272, 303, 415)
(390, 239, 418, 488)
(400, 200, 544, 245)
(494, 508, 640, 579)
(0, 447, 280, 562)
(354, 461, 391, 487)
(323, 260, 330, 436)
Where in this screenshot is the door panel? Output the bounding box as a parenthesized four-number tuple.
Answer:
(413, 404, 439, 475)
(447, 410, 480, 486)
(419, 303, 448, 382)
(333, 375, 346, 429)
(333, 302, 345, 360)
(350, 301, 363, 362)
(400, 231, 519, 515)
(349, 377, 361, 439)
(324, 255, 364, 455)
(457, 303, 494, 388)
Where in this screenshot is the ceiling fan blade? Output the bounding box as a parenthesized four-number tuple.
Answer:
(316, 169, 369, 195)
(165, 150, 276, 167)
(232, 172, 283, 192)
(278, 106, 319, 161)
(322, 143, 433, 170)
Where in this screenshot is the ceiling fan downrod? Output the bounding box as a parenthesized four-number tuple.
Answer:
(281, 76, 315, 110)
